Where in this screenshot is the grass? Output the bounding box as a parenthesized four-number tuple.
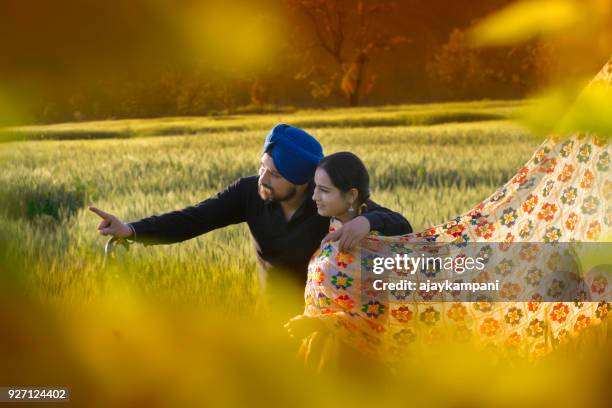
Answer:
(1, 100, 609, 406)
(1, 99, 528, 141)
(0, 102, 544, 305)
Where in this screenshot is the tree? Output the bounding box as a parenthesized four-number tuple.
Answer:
(288, 0, 408, 106)
(427, 27, 560, 99)
(426, 29, 485, 98)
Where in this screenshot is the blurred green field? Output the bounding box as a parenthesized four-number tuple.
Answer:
(0, 100, 546, 307)
(2, 99, 525, 141)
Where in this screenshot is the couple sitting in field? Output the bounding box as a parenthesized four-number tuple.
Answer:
(91, 59, 611, 366)
(89, 122, 413, 304)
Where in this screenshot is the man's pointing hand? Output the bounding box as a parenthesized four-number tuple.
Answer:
(89, 205, 133, 239)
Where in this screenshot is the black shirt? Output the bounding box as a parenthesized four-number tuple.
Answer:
(129, 176, 413, 285)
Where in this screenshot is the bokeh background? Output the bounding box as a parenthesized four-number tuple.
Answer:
(1, 1, 611, 407)
(1, 0, 611, 126)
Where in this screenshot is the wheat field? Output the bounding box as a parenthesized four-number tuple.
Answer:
(0, 101, 546, 307)
(2, 101, 610, 407)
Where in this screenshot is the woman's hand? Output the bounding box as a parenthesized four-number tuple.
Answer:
(284, 315, 327, 340)
(321, 216, 370, 252)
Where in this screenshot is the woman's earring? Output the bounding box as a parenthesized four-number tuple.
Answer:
(348, 203, 355, 212)
(358, 203, 368, 215)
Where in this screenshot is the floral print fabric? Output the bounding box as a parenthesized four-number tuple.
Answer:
(294, 58, 612, 361)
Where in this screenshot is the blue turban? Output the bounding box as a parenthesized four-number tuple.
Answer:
(262, 123, 323, 185)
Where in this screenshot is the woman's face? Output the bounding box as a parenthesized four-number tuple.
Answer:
(313, 168, 354, 218)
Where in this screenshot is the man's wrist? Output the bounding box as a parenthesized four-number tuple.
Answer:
(126, 223, 136, 242)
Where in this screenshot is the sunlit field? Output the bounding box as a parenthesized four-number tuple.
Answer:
(1, 101, 609, 407)
(0, 100, 541, 304)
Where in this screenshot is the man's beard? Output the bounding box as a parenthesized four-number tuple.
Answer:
(259, 183, 297, 203)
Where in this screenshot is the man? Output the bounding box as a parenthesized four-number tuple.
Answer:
(90, 123, 412, 293)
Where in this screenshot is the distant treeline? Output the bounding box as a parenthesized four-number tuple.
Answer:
(0, 0, 605, 125)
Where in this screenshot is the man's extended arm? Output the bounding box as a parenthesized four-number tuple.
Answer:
(128, 178, 248, 245)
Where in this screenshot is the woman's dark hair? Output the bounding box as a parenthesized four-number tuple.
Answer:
(317, 152, 370, 205)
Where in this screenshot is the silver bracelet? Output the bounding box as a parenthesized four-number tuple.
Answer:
(126, 223, 136, 243)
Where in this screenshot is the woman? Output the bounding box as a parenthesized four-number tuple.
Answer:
(287, 151, 398, 370)
(286, 58, 612, 368)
